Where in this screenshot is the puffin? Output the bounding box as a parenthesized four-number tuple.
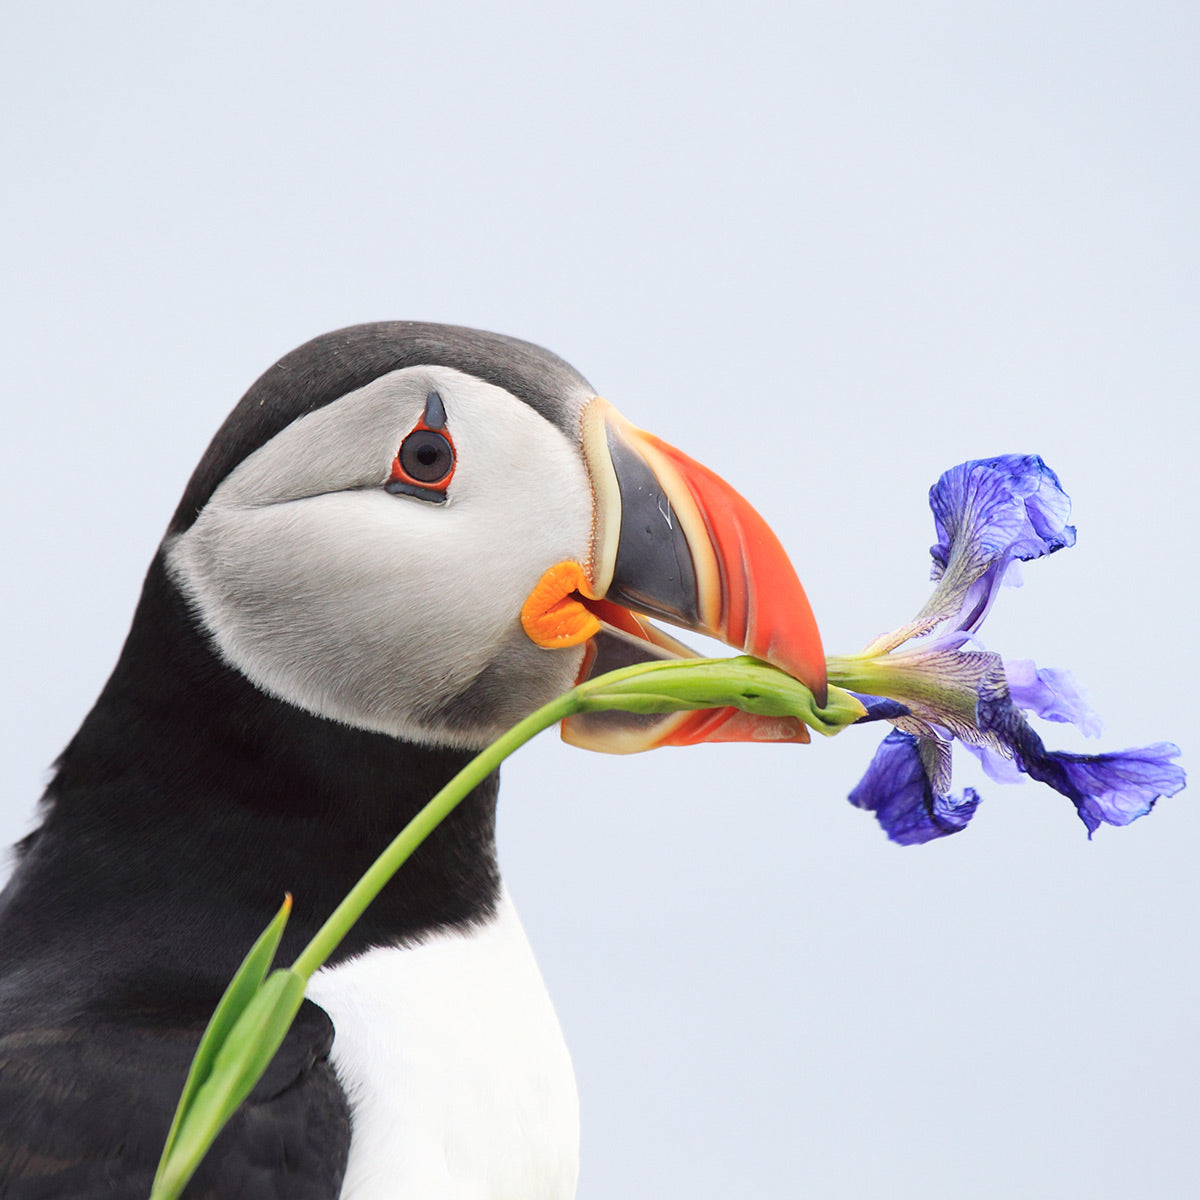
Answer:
(0, 323, 826, 1198)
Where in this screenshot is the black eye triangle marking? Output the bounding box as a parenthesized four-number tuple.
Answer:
(424, 391, 447, 430)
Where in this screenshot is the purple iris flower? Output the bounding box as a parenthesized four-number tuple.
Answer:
(829, 455, 1185, 845)
(848, 729, 980, 846)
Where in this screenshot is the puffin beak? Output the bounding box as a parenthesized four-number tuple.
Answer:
(521, 398, 827, 754)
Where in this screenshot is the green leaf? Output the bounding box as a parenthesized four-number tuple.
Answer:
(151, 968, 308, 1200)
(151, 895, 292, 1197)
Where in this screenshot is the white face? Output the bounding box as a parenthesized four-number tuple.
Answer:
(166, 366, 595, 749)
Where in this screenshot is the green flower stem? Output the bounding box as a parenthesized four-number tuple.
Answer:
(153, 655, 862, 1198)
(292, 656, 858, 980)
(574, 656, 866, 729)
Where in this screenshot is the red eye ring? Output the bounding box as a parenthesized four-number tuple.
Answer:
(388, 415, 457, 499)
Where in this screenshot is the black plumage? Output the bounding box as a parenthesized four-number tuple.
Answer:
(0, 323, 586, 1194)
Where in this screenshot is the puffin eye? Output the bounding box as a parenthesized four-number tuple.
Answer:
(399, 429, 454, 484)
(387, 414, 457, 504)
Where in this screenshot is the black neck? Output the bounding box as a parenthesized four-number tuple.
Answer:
(3, 557, 501, 1003)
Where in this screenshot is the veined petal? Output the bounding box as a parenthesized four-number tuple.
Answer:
(930, 455, 1076, 572)
(848, 729, 981, 845)
(1004, 659, 1102, 737)
(915, 456, 1077, 637)
(1002, 455, 1076, 551)
(1047, 745, 1186, 833)
(978, 694, 1185, 836)
(829, 647, 1008, 747)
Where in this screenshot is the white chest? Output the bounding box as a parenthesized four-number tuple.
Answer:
(305, 890, 580, 1200)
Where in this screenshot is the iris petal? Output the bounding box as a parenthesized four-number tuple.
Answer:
(1004, 659, 1102, 737)
(916, 456, 1077, 637)
(848, 730, 981, 845)
(836, 453, 1184, 844)
(960, 741, 1026, 784)
(929, 455, 1076, 571)
(977, 694, 1185, 836)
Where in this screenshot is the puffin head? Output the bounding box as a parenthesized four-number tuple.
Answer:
(165, 322, 825, 754)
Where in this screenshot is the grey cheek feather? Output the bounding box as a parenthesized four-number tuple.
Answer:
(164, 367, 597, 751)
(166, 501, 516, 750)
(168, 506, 587, 752)
(434, 636, 587, 745)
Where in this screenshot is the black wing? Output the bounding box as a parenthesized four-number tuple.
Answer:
(0, 998, 350, 1199)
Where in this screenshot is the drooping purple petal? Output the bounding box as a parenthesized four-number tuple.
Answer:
(848, 729, 981, 845)
(977, 693, 1185, 836)
(1004, 659, 1102, 737)
(1043, 745, 1186, 833)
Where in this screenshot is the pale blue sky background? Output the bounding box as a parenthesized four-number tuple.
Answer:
(3, 4, 1197, 1196)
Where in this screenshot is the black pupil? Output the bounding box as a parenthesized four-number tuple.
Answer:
(400, 430, 453, 484)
